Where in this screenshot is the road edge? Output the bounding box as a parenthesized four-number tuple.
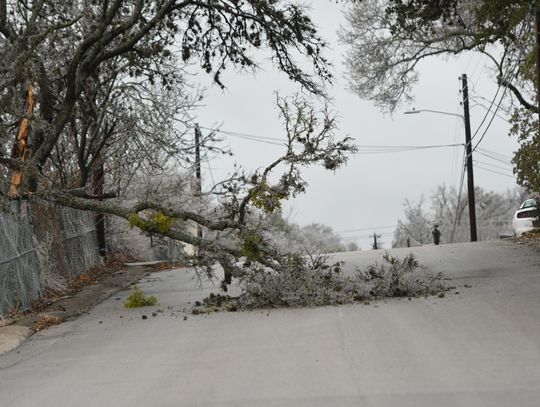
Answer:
(0, 265, 155, 356)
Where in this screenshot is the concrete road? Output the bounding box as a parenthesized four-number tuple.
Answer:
(1, 240, 539, 406)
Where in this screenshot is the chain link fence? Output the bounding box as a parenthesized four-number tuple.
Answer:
(61, 207, 102, 277)
(0, 202, 41, 317)
(0, 201, 102, 318)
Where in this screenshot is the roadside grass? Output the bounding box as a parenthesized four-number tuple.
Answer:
(33, 314, 64, 331)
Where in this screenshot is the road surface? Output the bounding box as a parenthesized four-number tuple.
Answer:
(1, 240, 539, 406)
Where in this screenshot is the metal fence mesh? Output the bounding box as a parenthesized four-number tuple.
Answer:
(0, 202, 102, 318)
(0, 203, 41, 316)
(61, 208, 102, 278)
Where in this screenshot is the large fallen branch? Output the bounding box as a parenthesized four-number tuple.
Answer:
(19, 95, 356, 288)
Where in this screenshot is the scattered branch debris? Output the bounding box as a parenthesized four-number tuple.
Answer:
(197, 253, 447, 312)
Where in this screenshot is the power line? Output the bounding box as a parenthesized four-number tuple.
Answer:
(471, 92, 507, 152)
(222, 133, 284, 146)
(341, 231, 396, 240)
(337, 224, 397, 233)
(475, 150, 513, 166)
(205, 157, 216, 187)
(476, 147, 512, 161)
(470, 54, 488, 92)
(470, 84, 504, 143)
(474, 165, 516, 179)
(201, 125, 464, 153)
(470, 57, 520, 152)
(199, 126, 285, 143)
(355, 143, 463, 154)
(470, 101, 509, 121)
(473, 159, 514, 174)
(470, 94, 512, 115)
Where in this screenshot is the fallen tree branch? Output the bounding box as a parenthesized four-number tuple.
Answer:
(65, 188, 117, 200)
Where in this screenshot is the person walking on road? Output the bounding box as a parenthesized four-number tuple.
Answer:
(432, 224, 441, 245)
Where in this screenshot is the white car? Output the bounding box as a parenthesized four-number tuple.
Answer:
(513, 198, 538, 236)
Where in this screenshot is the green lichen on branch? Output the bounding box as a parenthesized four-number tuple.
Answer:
(239, 231, 267, 260)
(152, 211, 174, 233)
(127, 211, 173, 233)
(250, 180, 286, 213)
(128, 212, 149, 230)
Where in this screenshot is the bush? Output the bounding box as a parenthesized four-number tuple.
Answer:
(237, 252, 445, 309)
(124, 286, 158, 308)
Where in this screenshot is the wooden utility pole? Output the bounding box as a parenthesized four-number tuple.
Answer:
(533, 7, 540, 237)
(9, 84, 34, 198)
(372, 232, 381, 250)
(194, 124, 203, 239)
(461, 74, 478, 242)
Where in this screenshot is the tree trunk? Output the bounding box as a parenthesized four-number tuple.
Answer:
(92, 154, 106, 257)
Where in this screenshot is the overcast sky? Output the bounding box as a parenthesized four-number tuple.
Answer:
(195, 2, 520, 250)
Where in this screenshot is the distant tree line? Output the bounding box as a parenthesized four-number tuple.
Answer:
(393, 185, 528, 247)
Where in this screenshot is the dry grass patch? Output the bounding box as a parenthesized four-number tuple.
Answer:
(34, 314, 64, 331)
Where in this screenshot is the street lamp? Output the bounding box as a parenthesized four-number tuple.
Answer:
(404, 108, 464, 121)
(404, 75, 477, 243)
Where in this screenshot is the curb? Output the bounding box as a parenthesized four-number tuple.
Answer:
(0, 265, 155, 356)
(0, 325, 33, 355)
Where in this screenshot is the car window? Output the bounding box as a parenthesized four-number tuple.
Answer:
(521, 199, 537, 209)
